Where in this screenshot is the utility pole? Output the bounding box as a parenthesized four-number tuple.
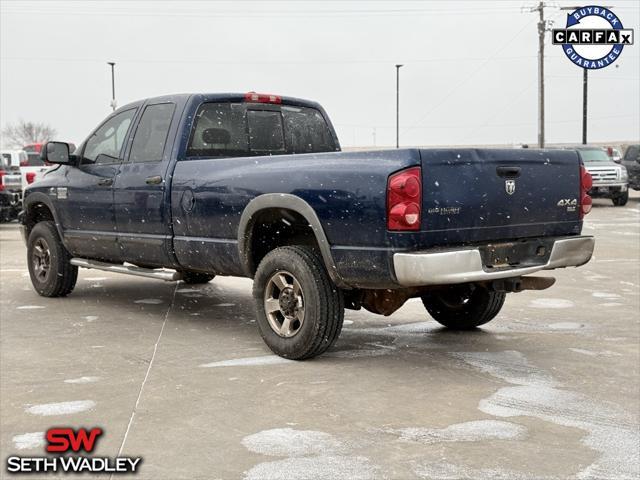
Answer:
(528, 1, 548, 148)
(537, 3, 545, 148)
(107, 62, 117, 111)
(582, 68, 588, 144)
(395, 64, 403, 148)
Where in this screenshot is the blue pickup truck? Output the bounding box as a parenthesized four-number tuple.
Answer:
(20, 92, 595, 359)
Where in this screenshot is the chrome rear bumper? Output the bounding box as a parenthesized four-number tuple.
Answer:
(393, 236, 594, 287)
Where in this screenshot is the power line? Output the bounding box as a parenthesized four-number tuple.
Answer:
(400, 17, 538, 136)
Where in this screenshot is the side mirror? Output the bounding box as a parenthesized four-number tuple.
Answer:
(41, 142, 72, 165)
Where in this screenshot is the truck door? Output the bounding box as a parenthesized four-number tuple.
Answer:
(62, 108, 137, 261)
(113, 101, 177, 267)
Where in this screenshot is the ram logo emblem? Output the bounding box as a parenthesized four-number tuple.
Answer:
(505, 180, 516, 195)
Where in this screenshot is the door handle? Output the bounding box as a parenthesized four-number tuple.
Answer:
(145, 175, 163, 185)
(496, 166, 521, 179)
(97, 178, 113, 186)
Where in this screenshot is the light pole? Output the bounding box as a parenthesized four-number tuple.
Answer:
(395, 64, 403, 148)
(582, 68, 588, 144)
(107, 62, 116, 111)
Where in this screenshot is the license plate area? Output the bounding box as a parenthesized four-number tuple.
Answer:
(479, 238, 554, 271)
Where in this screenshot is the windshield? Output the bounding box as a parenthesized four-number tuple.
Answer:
(580, 149, 610, 162)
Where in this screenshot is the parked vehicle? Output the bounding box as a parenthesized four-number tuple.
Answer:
(20, 92, 595, 359)
(0, 152, 23, 222)
(606, 146, 622, 163)
(21, 143, 58, 189)
(621, 144, 640, 191)
(573, 147, 628, 206)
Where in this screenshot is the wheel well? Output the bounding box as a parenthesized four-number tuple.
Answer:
(24, 202, 55, 237)
(248, 208, 321, 275)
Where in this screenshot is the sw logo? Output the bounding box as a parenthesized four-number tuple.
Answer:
(46, 427, 103, 453)
(6, 427, 142, 475)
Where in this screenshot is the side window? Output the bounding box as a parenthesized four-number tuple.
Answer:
(282, 106, 336, 153)
(247, 110, 285, 153)
(83, 109, 136, 165)
(187, 103, 248, 157)
(129, 103, 175, 163)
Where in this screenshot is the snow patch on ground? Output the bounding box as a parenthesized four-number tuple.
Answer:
(16, 305, 45, 310)
(84, 277, 107, 281)
(242, 428, 342, 457)
(592, 292, 622, 299)
(134, 298, 163, 304)
(528, 298, 574, 309)
(200, 355, 295, 368)
(242, 428, 377, 480)
(244, 455, 376, 480)
(569, 348, 622, 357)
(548, 322, 584, 330)
(64, 376, 100, 384)
(25, 400, 96, 416)
(389, 420, 526, 444)
(12, 432, 45, 450)
(452, 350, 639, 480)
(84, 316, 99, 322)
(414, 461, 547, 480)
(213, 303, 235, 307)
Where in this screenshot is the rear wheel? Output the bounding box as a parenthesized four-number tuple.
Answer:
(253, 246, 344, 359)
(27, 221, 78, 297)
(421, 284, 505, 330)
(612, 190, 628, 206)
(181, 271, 215, 284)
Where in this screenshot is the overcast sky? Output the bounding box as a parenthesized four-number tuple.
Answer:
(1, 0, 638, 148)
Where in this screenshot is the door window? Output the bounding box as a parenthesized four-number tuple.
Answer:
(83, 109, 136, 164)
(129, 103, 175, 162)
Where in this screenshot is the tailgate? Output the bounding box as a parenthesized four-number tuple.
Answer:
(1, 171, 22, 191)
(419, 148, 581, 243)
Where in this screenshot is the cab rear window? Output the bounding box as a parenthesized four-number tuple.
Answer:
(186, 102, 336, 157)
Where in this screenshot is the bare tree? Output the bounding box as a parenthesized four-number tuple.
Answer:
(1, 120, 57, 149)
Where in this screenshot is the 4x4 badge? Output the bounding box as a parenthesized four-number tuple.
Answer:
(505, 180, 516, 195)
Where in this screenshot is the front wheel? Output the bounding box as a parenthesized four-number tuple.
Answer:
(27, 221, 78, 297)
(253, 246, 344, 359)
(612, 190, 629, 206)
(421, 284, 505, 330)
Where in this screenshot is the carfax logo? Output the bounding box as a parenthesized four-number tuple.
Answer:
(552, 5, 634, 69)
(6, 427, 142, 474)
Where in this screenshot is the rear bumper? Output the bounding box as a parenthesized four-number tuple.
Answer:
(393, 236, 594, 286)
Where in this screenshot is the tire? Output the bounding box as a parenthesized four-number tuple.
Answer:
(27, 221, 78, 297)
(612, 190, 629, 206)
(421, 284, 505, 330)
(181, 271, 215, 284)
(253, 246, 344, 360)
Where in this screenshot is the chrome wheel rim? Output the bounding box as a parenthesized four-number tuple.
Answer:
(32, 238, 51, 283)
(264, 270, 305, 338)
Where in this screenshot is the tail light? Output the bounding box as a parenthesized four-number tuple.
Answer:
(244, 92, 282, 104)
(580, 165, 592, 219)
(26, 172, 37, 184)
(387, 166, 422, 231)
(0, 170, 5, 192)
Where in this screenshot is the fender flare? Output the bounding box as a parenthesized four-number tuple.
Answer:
(22, 192, 67, 245)
(237, 193, 348, 288)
